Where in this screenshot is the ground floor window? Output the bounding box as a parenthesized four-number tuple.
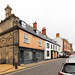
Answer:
(36, 51, 43, 60)
(24, 50, 32, 60)
(20, 48, 44, 64)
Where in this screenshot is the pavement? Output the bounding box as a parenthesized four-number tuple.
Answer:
(0, 58, 63, 75)
(0, 64, 24, 75)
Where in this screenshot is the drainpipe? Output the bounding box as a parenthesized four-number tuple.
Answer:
(13, 20, 14, 66)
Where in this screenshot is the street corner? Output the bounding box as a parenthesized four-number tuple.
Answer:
(0, 64, 25, 75)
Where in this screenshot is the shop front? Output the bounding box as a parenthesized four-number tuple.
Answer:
(19, 47, 44, 65)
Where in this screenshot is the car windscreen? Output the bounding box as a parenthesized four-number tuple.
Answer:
(70, 55, 75, 58)
(62, 63, 75, 74)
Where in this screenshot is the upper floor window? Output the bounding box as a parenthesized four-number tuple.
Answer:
(24, 33, 29, 44)
(19, 20, 26, 28)
(8, 37, 13, 44)
(51, 44, 52, 49)
(56, 46, 57, 50)
(38, 39, 42, 46)
(1, 40, 5, 45)
(53, 45, 55, 49)
(47, 43, 49, 48)
(59, 47, 60, 50)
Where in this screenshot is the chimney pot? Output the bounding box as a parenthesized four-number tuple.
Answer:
(33, 21, 37, 30)
(56, 33, 60, 37)
(42, 27, 46, 35)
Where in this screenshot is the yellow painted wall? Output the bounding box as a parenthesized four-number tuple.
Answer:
(19, 29, 44, 50)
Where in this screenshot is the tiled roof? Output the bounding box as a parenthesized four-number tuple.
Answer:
(19, 20, 60, 46)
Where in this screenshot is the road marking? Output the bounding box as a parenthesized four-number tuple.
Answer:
(5, 58, 64, 75)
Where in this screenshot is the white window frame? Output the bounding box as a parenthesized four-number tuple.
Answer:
(24, 33, 29, 44)
(38, 39, 42, 46)
(47, 43, 49, 48)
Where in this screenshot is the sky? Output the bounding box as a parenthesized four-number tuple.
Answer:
(0, 0, 75, 50)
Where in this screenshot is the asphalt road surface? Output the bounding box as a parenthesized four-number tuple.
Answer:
(7, 58, 66, 75)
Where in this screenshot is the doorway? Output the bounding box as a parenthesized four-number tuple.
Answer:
(33, 51, 36, 62)
(20, 50, 24, 64)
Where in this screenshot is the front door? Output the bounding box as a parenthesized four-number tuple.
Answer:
(33, 51, 36, 62)
(20, 50, 24, 64)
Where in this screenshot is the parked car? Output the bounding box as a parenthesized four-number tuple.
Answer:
(66, 58, 75, 63)
(65, 54, 69, 58)
(66, 54, 75, 62)
(69, 54, 75, 58)
(59, 52, 64, 58)
(58, 59, 75, 75)
(59, 52, 69, 58)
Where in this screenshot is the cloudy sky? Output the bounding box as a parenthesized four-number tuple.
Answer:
(0, 0, 75, 50)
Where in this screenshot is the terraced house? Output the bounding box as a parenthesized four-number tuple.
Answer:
(41, 28, 60, 60)
(50, 39, 60, 59)
(19, 21, 45, 64)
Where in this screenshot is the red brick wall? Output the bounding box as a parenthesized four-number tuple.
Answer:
(63, 39, 72, 53)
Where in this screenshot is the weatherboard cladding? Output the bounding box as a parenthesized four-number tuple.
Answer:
(19, 21, 60, 46)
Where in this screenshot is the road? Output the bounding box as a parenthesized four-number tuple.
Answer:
(7, 58, 66, 75)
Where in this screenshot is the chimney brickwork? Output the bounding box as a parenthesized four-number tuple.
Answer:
(42, 27, 46, 35)
(33, 21, 37, 30)
(56, 33, 60, 37)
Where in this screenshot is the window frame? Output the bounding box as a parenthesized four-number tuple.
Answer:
(47, 43, 49, 48)
(38, 39, 42, 47)
(51, 44, 52, 49)
(24, 33, 29, 44)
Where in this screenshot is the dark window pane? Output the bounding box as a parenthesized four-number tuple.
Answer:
(62, 63, 75, 74)
(47, 51, 49, 56)
(47, 43, 49, 48)
(24, 50, 32, 60)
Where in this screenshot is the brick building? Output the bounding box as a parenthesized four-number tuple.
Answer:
(54, 33, 73, 56)
(63, 39, 72, 55)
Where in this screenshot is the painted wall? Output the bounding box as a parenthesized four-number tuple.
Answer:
(44, 41, 51, 59)
(54, 37, 63, 55)
(19, 29, 44, 50)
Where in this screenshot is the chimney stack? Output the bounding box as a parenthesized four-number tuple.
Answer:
(39, 31, 41, 33)
(5, 4, 12, 18)
(56, 33, 60, 37)
(42, 27, 46, 35)
(33, 21, 37, 30)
